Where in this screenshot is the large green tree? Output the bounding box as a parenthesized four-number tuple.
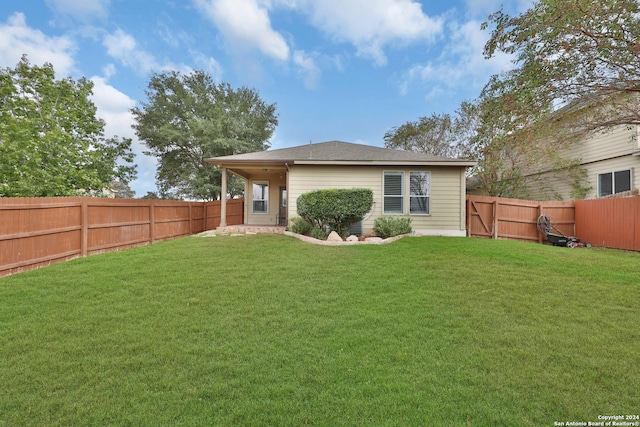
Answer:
(0, 56, 137, 197)
(483, 0, 640, 132)
(131, 70, 278, 201)
(384, 102, 478, 159)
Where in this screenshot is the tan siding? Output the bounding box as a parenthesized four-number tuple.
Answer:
(526, 126, 640, 200)
(288, 165, 467, 235)
(528, 155, 640, 200)
(527, 172, 574, 200)
(568, 126, 637, 164)
(584, 157, 639, 198)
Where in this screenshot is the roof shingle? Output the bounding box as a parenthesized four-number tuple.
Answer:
(207, 140, 473, 164)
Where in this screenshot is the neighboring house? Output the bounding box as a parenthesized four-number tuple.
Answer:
(206, 140, 476, 236)
(525, 125, 640, 200)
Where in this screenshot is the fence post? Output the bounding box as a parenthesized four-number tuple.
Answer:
(149, 202, 155, 244)
(492, 200, 498, 239)
(81, 199, 88, 257)
(537, 204, 543, 244)
(465, 197, 470, 237)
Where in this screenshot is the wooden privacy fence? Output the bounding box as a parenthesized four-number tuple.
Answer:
(466, 195, 576, 243)
(575, 197, 640, 251)
(0, 197, 244, 277)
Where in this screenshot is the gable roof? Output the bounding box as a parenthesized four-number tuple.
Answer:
(207, 140, 476, 167)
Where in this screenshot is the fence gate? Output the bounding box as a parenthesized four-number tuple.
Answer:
(466, 195, 576, 243)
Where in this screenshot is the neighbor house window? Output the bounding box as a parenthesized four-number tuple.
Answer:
(598, 170, 631, 197)
(409, 171, 430, 214)
(384, 171, 404, 214)
(253, 182, 268, 213)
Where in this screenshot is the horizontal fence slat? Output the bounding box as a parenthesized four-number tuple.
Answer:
(0, 225, 82, 241)
(87, 220, 151, 230)
(0, 202, 82, 210)
(153, 218, 191, 224)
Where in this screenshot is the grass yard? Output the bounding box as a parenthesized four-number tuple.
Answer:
(0, 234, 639, 426)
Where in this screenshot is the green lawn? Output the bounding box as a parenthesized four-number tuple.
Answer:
(1, 235, 638, 426)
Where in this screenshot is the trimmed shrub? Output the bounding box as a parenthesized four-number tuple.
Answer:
(297, 188, 373, 237)
(373, 216, 413, 239)
(308, 226, 328, 240)
(289, 216, 313, 235)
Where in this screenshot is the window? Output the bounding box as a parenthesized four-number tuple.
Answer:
(410, 171, 430, 214)
(252, 182, 268, 213)
(598, 170, 631, 197)
(383, 172, 404, 214)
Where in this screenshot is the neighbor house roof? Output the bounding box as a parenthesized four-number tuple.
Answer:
(207, 140, 476, 167)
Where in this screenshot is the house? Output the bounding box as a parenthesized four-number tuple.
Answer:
(206, 141, 476, 236)
(525, 125, 640, 200)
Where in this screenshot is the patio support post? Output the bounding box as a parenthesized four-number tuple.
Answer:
(220, 167, 227, 227)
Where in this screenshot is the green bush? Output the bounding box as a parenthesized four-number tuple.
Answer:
(373, 216, 413, 239)
(308, 226, 328, 240)
(297, 188, 373, 237)
(289, 217, 313, 235)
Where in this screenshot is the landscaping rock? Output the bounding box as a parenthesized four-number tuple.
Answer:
(364, 237, 383, 243)
(346, 235, 359, 242)
(327, 231, 343, 242)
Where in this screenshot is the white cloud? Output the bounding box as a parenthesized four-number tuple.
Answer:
(90, 75, 135, 137)
(399, 19, 513, 98)
(45, 0, 110, 22)
(102, 63, 116, 79)
(300, 0, 443, 66)
(103, 29, 156, 74)
(191, 51, 224, 81)
(0, 12, 76, 75)
(193, 0, 443, 87)
(90, 75, 158, 196)
(103, 29, 192, 76)
(293, 50, 320, 89)
(194, 0, 290, 61)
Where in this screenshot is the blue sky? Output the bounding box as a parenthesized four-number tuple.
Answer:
(0, 0, 532, 197)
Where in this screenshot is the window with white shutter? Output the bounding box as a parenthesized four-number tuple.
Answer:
(383, 172, 404, 214)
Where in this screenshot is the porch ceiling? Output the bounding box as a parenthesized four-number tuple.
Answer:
(218, 162, 287, 180)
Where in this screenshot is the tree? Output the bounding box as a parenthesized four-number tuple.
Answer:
(384, 102, 478, 159)
(109, 180, 136, 199)
(0, 56, 137, 197)
(140, 191, 160, 200)
(131, 70, 278, 201)
(466, 86, 590, 199)
(483, 0, 640, 132)
(384, 113, 458, 158)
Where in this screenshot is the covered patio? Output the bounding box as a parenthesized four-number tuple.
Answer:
(212, 160, 289, 228)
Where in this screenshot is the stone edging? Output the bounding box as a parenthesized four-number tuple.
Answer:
(283, 231, 408, 246)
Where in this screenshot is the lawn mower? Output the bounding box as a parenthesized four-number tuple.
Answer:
(536, 214, 588, 248)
